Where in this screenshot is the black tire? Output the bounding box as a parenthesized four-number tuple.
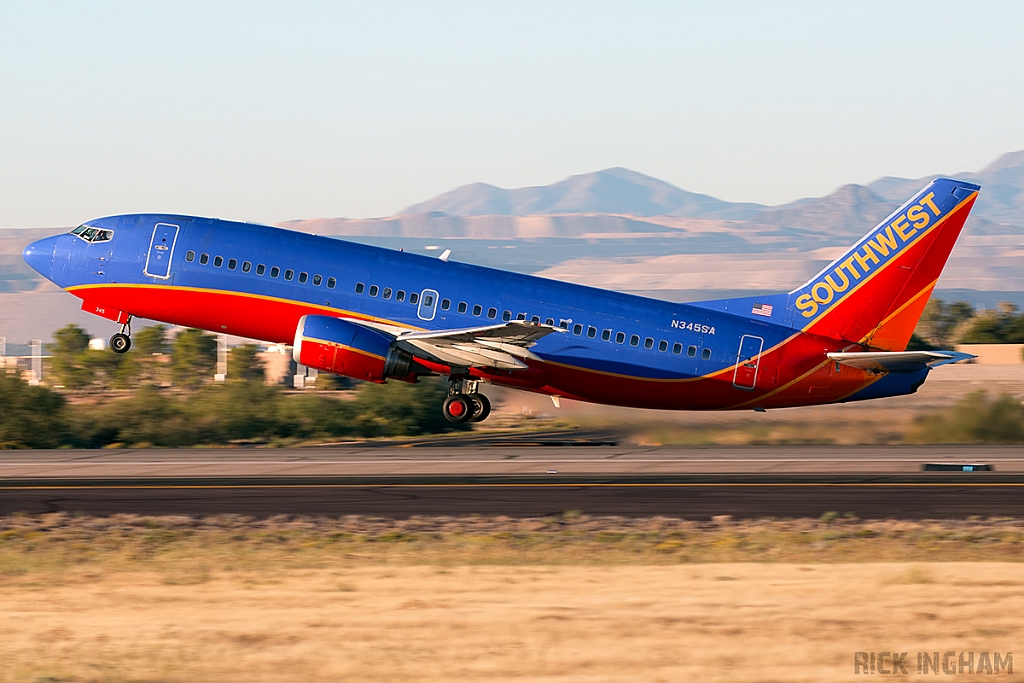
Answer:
(110, 333, 131, 354)
(442, 394, 473, 423)
(468, 393, 491, 422)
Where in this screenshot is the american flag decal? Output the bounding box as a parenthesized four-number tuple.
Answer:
(751, 302, 773, 317)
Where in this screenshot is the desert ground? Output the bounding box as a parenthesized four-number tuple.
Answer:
(2, 514, 1022, 682)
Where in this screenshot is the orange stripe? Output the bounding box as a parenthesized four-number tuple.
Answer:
(302, 336, 386, 362)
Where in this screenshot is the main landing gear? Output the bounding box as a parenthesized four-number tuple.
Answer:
(110, 318, 133, 354)
(442, 378, 491, 424)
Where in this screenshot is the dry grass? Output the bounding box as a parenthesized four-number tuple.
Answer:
(2, 514, 1024, 682)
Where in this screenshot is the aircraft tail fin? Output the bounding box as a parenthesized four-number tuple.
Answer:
(786, 177, 979, 350)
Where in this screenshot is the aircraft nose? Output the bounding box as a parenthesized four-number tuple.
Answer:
(22, 235, 61, 280)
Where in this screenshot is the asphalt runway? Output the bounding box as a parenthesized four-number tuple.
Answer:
(2, 442, 1024, 518)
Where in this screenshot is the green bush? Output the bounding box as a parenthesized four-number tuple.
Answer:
(52, 376, 468, 448)
(906, 391, 1024, 444)
(0, 373, 68, 448)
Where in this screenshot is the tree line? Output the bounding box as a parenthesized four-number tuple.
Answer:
(0, 324, 468, 448)
(0, 372, 466, 449)
(911, 299, 1024, 349)
(48, 324, 266, 390)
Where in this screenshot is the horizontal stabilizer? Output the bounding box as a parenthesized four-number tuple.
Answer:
(827, 350, 974, 373)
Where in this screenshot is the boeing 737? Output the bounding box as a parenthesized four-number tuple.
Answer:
(23, 178, 979, 423)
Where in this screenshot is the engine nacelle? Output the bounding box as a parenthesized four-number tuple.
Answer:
(292, 315, 418, 383)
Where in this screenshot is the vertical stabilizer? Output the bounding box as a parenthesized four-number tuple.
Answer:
(786, 178, 979, 350)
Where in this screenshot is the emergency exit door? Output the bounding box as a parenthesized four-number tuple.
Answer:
(733, 334, 764, 390)
(144, 223, 179, 279)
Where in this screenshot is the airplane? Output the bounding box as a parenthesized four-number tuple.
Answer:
(23, 177, 979, 423)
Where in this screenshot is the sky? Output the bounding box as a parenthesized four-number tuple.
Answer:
(2, 1, 1023, 227)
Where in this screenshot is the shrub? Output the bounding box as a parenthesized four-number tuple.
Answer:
(906, 391, 1024, 444)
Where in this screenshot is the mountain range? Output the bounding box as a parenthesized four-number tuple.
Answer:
(399, 152, 1024, 225)
(402, 166, 766, 220)
(284, 151, 1024, 244)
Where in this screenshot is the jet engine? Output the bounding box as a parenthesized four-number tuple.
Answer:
(292, 314, 420, 383)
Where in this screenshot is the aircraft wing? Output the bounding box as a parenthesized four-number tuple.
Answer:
(395, 321, 562, 370)
(827, 350, 975, 373)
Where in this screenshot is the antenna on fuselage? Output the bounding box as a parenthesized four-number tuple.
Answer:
(438, 249, 451, 262)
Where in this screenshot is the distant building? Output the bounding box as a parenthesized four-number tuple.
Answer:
(257, 347, 296, 386)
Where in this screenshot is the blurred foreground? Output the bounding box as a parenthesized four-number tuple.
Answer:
(1, 513, 1021, 682)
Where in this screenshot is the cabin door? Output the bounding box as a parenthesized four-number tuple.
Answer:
(144, 223, 179, 279)
(417, 289, 439, 321)
(733, 334, 764, 390)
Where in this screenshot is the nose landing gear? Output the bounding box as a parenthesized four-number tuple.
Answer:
(110, 318, 133, 354)
(443, 378, 492, 424)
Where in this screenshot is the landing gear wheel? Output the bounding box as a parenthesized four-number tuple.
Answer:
(110, 332, 131, 354)
(468, 393, 491, 422)
(443, 394, 473, 423)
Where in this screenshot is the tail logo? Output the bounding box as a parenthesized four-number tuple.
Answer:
(794, 192, 943, 319)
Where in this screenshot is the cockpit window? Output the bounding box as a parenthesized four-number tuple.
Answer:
(69, 225, 113, 243)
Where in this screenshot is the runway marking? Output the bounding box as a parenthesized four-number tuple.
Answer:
(3, 483, 1024, 490)
(0, 458, 1017, 466)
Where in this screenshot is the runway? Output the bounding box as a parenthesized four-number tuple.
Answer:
(2, 444, 1023, 518)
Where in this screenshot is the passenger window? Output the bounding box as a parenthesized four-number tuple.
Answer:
(458, 302, 468, 314)
(602, 329, 611, 341)
(270, 266, 280, 278)
(531, 316, 540, 323)
(487, 307, 497, 319)
(410, 292, 419, 304)
(326, 277, 336, 288)
(423, 294, 434, 306)
(701, 348, 712, 360)
(312, 274, 322, 286)
(573, 324, 583, 335)
(517, 313, 526, 321)
(658, 340, 668, 352)
(559, 320, 570, 329)
(502, 310, 512, 321)
(200, 253, 209, 265)
(242, 261, 252, 273)
(441, 298, 450, 310)
(616, 332, 625, 344)
(382, 287, 392, 299)
(396, 290, 405, 302)
(673, 342, 682, 354)
(355, 282, 364, 293)
(472, 304, 482, 316)
(228, 258, 237, 270)
(687, 345, 697, 357)
(284, 269, 294, 281)
(185, 250, 195, 262)
(256, 264, 266, 275)
(545, 318, 554, 326)
(630, 335, 640, 346)
(587, 326, 597, 338)
(214, 256, 224, 267)
(298, 272, 308, 284)
(369, 285, 379, 297)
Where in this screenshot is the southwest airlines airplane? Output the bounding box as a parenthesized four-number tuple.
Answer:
(23, 178, 979, 423)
